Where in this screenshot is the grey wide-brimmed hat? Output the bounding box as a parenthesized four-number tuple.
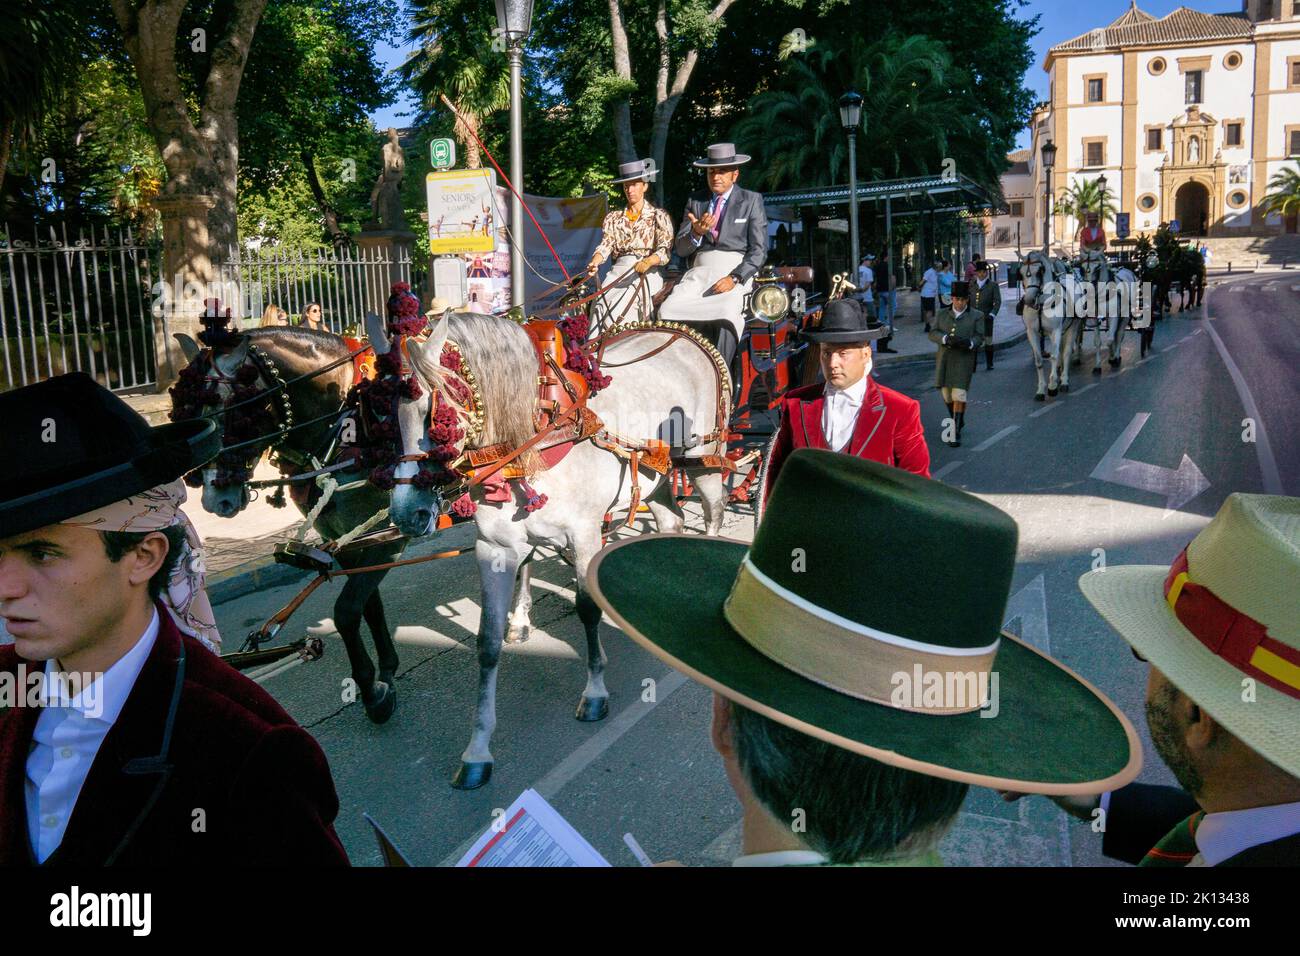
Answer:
(693, 142, 751, 168)
(612, 158, 658, 184)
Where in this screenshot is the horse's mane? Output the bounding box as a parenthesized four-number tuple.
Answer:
(246, 326, 351, 355)
(409, 312, 541, 472)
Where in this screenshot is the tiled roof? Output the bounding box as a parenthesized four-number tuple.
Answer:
(1049, 5, 1251, 55)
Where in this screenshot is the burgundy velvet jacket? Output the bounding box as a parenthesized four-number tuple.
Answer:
(0, 606, 349, 866)
(763, 377, 931, 500)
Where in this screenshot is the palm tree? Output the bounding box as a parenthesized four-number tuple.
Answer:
(1053, 178, 1118, 224)
(0, 0, 86, 185)
(1261, 162, 1300, 226)
(401, 0, 511, 170)
(732, 32, 987, 192)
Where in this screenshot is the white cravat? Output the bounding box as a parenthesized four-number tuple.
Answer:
(25, 610, 160, 863)
(821, 372, 869, 453)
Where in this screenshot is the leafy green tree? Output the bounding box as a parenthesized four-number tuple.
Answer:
(732, 32, 984, 191)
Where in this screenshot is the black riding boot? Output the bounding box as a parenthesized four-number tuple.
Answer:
(985, 347, 994, 370)
(955, 410, 965, 447)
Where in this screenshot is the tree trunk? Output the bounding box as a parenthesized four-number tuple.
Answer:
(453, 109, 482, 169)
(110, 0, 267, 387)
(302, 150, 349, 249)
(608, 0, 637, 164)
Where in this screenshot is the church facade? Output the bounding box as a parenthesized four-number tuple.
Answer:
(1027, 1, 1300, 247)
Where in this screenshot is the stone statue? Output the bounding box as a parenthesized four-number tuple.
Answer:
(1187, 136, 1200, 165)
(369, 128, 406, 230)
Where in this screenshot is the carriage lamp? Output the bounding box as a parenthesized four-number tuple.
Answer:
(751, 283, 791, 323)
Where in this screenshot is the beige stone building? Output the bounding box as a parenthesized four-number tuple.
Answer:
(1024, 1, 1300, 249)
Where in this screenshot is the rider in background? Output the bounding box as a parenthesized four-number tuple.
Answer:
(585, 159, 673, 332)
(659, 143, 768, 369)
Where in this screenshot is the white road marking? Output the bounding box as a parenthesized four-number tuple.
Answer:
(932, 460, 965, 479)
(1029, 401, 1063, 418)
(1071, 383, 1098, 396)
(437, 668, 691, 867)
(1090, 412, 1210, 513)
(1263, 284, 1278, 292)
(1202, 320, 1285, 495)
(973, 425, 1020, 452)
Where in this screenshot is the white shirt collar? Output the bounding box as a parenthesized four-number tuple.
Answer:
(733, 849, 827, 867)
(1195, 800, 1300, 866)
(44, 609, 160, 725)
(827, 373, 868, 407)
(711, 186, 735, 206)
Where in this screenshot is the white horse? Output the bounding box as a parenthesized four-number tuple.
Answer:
(373, 311, 729, 789)
(1077, 249, 1128, 375)
(1018, 250, 1083, 400)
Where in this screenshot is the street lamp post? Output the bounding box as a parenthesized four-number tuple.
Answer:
(1097, 173, 1108, 226)
(1041, 139, 1057, 254)
(495, 0, 534, 312)
(839, 92, 863, 279)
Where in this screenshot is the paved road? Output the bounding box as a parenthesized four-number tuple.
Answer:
(207, 271, 1297, 866)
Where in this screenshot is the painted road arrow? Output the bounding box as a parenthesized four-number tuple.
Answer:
(1091, 412, 1209, 513)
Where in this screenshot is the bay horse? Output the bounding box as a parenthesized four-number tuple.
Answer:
(171, 327, 403, 722)
(373, 311, 728, 789)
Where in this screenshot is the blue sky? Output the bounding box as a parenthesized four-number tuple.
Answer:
(370, 2, 1241, 148)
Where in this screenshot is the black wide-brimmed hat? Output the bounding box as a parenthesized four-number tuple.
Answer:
(800, 298, 885, 344)
(612, 158, 658, 184)
(692, 142, 751, 168)
(587, 451, 1142, 793)
(0, 373, 219, 538)
(951, 280, 971, 298)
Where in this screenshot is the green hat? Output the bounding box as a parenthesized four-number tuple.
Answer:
(587, 450, 1141, 794)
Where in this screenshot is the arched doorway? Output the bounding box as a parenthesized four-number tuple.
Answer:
(1175, 181, 1210, 236)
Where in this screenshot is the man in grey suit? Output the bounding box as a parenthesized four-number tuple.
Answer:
(659, 143, 768, 367)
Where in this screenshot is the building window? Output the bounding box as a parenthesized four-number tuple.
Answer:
(1086, 76, 1105, 102)
(1289, 126, 1300, 156)
(1227, 190, 1248, 209)
(1185, 70, 1204, 104)
(1010, 201, 1025, 218)
(1289, 57, 1300, 90)
(1138, 194, 1158, 212)
(1225, 122, 1243, 147)
(1146, 127, 1163, 152)
(1148, 57, 1166, 76)
(1224, 51, 1242, 71)
(1083, 139, 1106, 168)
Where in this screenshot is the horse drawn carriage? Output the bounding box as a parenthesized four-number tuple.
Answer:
(169, 259, 835, 787)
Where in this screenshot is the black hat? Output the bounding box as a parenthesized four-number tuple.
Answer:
(974, 260, 991, 272)
(951, 280, 971, 298)
(801, 298, 886, 344)
(0, 373, 219, 539)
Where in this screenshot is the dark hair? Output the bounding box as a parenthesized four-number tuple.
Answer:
(100, 525, 186, 602)
(729, 700, 968, 864)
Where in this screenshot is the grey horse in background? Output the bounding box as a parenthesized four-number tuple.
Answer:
(1018, 250, 1082, 400)
(374, 311, 728, 789)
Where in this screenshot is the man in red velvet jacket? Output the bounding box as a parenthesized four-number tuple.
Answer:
(0, 374, 349, 866)
(763, 299, 930, 502)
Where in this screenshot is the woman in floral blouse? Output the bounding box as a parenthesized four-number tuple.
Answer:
(586, 159, 674, 331)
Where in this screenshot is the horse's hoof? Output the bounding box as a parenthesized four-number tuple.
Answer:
(575, 696, 609, 722)
(1035, 393, 1045, 402)
(363, 682, 397, 725)
(505, 624, 530, 645)
(1092, 367, 1102, 376)
(1047, 387, 1058, 397)
(452, 761, 493, 790)
(1109, 357, 1121, 368)
(1060, 383, 1069, 393)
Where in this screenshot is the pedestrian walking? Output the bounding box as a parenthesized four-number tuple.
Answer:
(964, 254, 979, 282)
(937, 259, 955, 310)
(875, 251, 898, 353)
(920, 257, 940, 332)
(855, 253, 875, 313)
(971, 260, 1002, 371)
(928, 280, 985, 447)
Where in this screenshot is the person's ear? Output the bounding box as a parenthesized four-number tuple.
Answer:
(1182, 692, 1219, 755)
(126, 531, 170, 590)
(710, 692, 736, 760)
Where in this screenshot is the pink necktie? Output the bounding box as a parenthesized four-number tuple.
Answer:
(710, 194, 726, 239)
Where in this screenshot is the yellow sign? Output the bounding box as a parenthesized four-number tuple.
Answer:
(426, 169, 498, 254)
